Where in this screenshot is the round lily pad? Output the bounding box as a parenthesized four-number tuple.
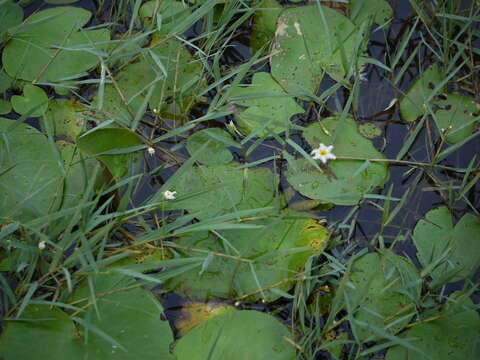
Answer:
(0, 117, 64, 222)
(250, 0, 282, 54)
(358, 123, 382, 138)
(412, 206, 480, 287)
(0, 274, 175, 360)
(336, 251, 421, 343)
(0, 0, 23, 35)
(0, 99, 11, 115)
(166, 211, 330, 302)
(3, 7, 110, 82)
(287, 117, 389, 205)
(228, 72, 304, 136)
(139, 0, 191, 35)
(432, 93, 479, 144)
(11, 84, 49, 117)
(270, 5, 357, 95)
(173, 309, 296, 360)
(186, 128, 234, 165)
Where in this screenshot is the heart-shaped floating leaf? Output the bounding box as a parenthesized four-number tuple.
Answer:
(11, 84, 49, 117)
(270, 5, 357, 95)
(287, 117, 389, 205)
(3, 7, 110, 82)
(349, 0, 393, 27)
(385, 295, 480, 360)
(0, 274, 175, 360)
(400, 63, 443, 122)
(173, 309, 295, 360)
(77, 128, 142, 180)
(412, 206, 480, 287)
(96, 38, 204, 125)
(431, 93, 479, 144)
(250, 0, 282, 54)
(150, 164, 279, 220)
(228, 72, 304, 136)
(332, 251, 421, 343)
(0, 70, 13, 94)
(186, 128, 235, 165)
(0, 0, 23, 35)
(44, 99, 86, 139)
(166, 211, 329, 302)
(0, 117, 64, 222)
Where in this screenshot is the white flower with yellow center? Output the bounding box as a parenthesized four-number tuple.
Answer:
(163, 190, 177, 200)
(147, 146, 155, 156)
(311, 143, 336, 164)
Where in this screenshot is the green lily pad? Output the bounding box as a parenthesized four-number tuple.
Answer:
(151, 164, 279, 219)
(0, 274, 174, 360)
(270, 5, 357, 95)
(400, 63, 443, 122)
(174, 309, 295, 360)
(76, 128, 142, 180)
(385, 297, 480, 360)
(349, 0, 393, 27)
(250, 0, 282, 54)
(174, 301, 233, 336)
(0, 118, 64, 222)
(3, 7, 110, 82)
(97, 38, 203, 124)
(11, 84, 48, 117)
(0, 0, 23, 35)
(173, 310, 295, 360)
(139, 0, 191, 35)
(287, 117, 389, 205)
(44, 98, 86, 139)
(432, 93, 479, 144)
(0, 99, 11, 115)
(228, 72, 304, 136)
(335, 251, 421, 343)
(166, 211, 329, 302)
(186, 128, 234, 165)
(412, 206, 480, 287)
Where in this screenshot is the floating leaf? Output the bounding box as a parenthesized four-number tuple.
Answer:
(186, 128, 234, 165)
(385, 296, 480, 360)
(44, 98, 86, 139)
(400, 63, 443, 122)
(77, 128, 142, 180)
(287, 117, 388, 205)
(139, 0, 191, 35)
(0, 274, 175, 360)
(11, 84, 48, 117)
(0, 0, 23, 35)
(166, 211, 329, 302)
(97, 38, 203, 124)
(0, 118, 63, 222)
(151, 164, 279, 219)
(432, 93, 479, 144)
(229, 72, 304, 136)
(174, 309, 296, 360)
(250, 0, 282, 54)
(3, 7, 110, 82)
(412, 206, 480, 287)
(270, 5, 357, 95)
(0, 70, 13, 94)
(335, 251, 421, 343)
(349, 0, 393, 27)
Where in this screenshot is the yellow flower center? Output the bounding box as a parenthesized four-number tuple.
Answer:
(319, 150, 328, 156)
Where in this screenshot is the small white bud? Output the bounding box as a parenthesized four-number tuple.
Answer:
(38, 241, 46, 250)
(163, 190, 177, 200)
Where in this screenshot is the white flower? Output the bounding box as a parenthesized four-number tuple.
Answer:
(359, 70, 368, 82)
(147, 146, 155, 156)
(38, 241, 46, 250)
(311, 143, 336, 164)
(163, 190, 177, 200)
